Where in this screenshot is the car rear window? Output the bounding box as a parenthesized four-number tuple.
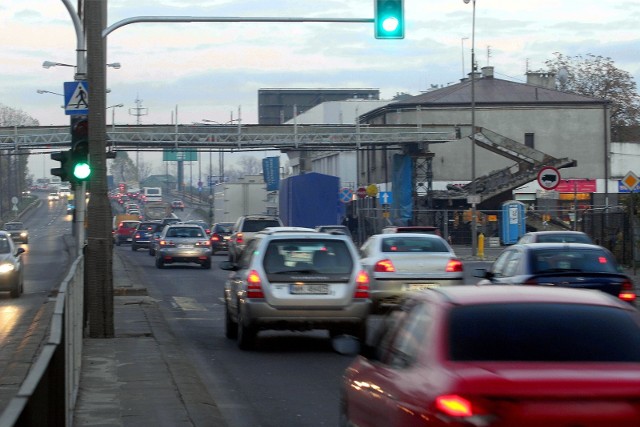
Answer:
(381, 236, 449, 253)
(531, 248, 620, 274)
(448, 303, 640, 362)
(243, 220, 281, 232)
(535, 234, 592, 243)
(165, 227, 205, 238)
(121, 222, 139, 229)
(215, 224, 233, 233)
(263, 239, 353, 274)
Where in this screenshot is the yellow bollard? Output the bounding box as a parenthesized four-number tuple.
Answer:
(478, 233, 485, 259)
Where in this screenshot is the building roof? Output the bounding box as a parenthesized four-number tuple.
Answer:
(359, 71, 609, 122)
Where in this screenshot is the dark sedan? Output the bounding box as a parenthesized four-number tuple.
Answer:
(473, 243, 636, 304)
(209, 222, 233, 255)
(131, 221, 163, 251)
(2, 221, 29, 244)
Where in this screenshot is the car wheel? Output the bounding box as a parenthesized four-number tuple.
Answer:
(155, 256, 164, 269)
(228, 251, 236, 263)
(9, 279, 20, 298)
(202, 258, 212, 269)
(149, 248, 155, 256)
(115, 238, 121, 246)
(225, 304, 238, 339)
(352, 322, 368, 344)
(131, 244, 138, 252)
(237, 310, 257, 350)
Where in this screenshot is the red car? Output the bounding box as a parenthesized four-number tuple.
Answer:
(340, 286, 640, 427)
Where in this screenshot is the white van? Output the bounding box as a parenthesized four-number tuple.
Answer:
(143, 187, 162, 203)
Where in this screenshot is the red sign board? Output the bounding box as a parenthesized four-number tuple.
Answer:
(356, 187, 367, 199)
(555, 179, 597, 193)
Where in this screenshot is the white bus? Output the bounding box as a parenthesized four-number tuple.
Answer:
(143, 187, 162, 203)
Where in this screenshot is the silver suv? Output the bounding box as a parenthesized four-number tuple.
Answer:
(155, 223, 212, 269)
(220, 227, 371, 350)
(228, 215, 283, 262)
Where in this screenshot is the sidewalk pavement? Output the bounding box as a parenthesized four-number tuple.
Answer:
(73, 251, 227, 427)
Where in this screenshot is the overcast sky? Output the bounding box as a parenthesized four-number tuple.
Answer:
(4, 0, 640, 127)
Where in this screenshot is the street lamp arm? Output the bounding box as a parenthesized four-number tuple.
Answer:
(59, 0, 86, 77)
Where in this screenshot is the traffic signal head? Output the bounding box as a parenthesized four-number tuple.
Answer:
(70, 116, 91, 182)
(50, 150, 72, 182)
(374, 0, 405, 39)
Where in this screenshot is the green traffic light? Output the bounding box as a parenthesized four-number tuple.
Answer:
(374, 0, 405, 39)
(73, 162, 91, 180)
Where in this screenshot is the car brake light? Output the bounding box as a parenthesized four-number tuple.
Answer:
(195, 240, 211, 247)
(435, 394, 494, 423)
(445, 259, 463, 272)
(246, 269, 264, 298)
(236, 233, 244, 244)
(374, 259, 395, 272)
(211, 234, 220, 242)
(618, 279, 636, 303)
(354, 270, 370, 299)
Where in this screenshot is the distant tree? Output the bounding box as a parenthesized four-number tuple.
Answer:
(237, 155, 262, 175)
(136, 159, 155, 182)
(0, 104, 38, 220)
(108, 151, 138, 184)
(544, 53, 640, 141)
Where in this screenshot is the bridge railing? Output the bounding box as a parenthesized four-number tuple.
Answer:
(0, 255, 84, 427)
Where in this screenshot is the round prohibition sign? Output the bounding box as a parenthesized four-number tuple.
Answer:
(537, 166, 561, 190)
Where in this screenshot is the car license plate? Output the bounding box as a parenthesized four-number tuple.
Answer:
(290, 283, 329, 294)
(178, 244, 193, 248)
(404, 284, 439, 291)
(223, 236, 230, 240)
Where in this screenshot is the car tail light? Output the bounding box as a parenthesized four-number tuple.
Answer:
(211, 233, 221, 242)
(159, 240, 175, 247)
(195, 240, 211, 247)
(246, 269, 264, 298)
(354, 270, 370, 299)
(434, 394, 495, 424)
(618, 279, 636, 303)
(236, 233, 244, 244)
(134, 232, 141, 239)
(445, 258, 463, 272)
(374, 259, 395, 272)
(205, 228, 211, 235)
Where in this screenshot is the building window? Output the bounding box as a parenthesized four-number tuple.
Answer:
(524, 133, 534, 149)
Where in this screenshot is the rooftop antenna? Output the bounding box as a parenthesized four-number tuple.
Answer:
(486, 45, 492, 66)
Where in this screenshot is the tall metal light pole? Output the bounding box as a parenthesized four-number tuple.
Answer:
(464, 0, 478, 256)
(107, 103, 124, 131)
(461, 37, 469, 79)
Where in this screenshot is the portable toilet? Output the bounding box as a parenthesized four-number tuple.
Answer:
(501, 201, 526, 245)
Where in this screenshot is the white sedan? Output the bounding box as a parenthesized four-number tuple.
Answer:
(360, 232, 464, 313)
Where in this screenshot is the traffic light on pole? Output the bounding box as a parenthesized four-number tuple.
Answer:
(70, 116, 91, 182)
(374, 0, 405, 39)
(50, 150, 72, 182)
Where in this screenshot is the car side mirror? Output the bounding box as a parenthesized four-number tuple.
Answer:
(472, 268, 492, 279)
(16, 248, 26, 256)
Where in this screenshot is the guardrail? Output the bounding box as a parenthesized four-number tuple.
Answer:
(0, 255, 84, 427)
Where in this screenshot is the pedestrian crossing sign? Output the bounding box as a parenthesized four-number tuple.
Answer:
(64, 81, 89, 115)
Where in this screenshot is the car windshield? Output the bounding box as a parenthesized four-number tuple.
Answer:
(531, 247, 620, 273)
(0, 237, 11, 253)
(263, 239, 353, 274)
(381, 236, 449, 253)
(448, 303, 640, 362)
(4, 223, 23, 231)
(243, 220, 281, 232)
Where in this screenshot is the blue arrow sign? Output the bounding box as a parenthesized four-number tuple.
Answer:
(379, 191, 393, 205)
(64, 81, 89, 115)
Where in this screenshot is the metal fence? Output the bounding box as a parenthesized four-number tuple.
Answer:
(352, 204, 638, 266)
(0, 255, 84, 427)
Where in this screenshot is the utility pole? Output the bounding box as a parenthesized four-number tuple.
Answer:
(85, 0, 114, 338)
